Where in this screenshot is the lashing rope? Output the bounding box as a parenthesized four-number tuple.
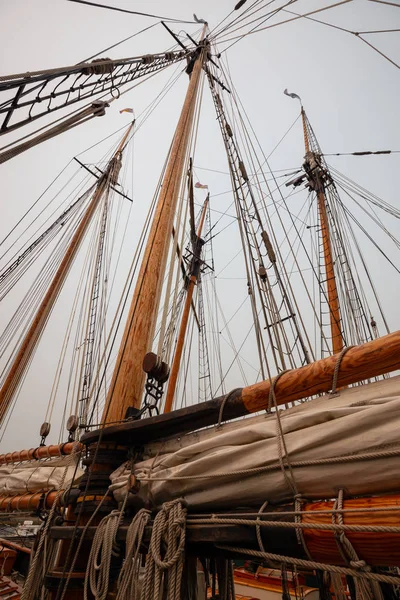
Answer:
(330, 345, 355, 397)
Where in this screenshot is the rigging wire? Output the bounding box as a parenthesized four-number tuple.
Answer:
(81, 23, 158, 62)
(279, 4, 400, 70)
(66, 0, 197, 23)
(214, 0, 351, 47)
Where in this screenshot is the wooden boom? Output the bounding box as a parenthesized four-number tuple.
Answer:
(83, 329, 400, 444)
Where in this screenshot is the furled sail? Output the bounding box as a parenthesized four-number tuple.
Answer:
(111, 376, 400, 509)
(0, 453, 83, 496)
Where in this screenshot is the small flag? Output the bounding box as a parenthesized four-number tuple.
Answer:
(283, 89, 301, 102)
(195, 182, 208, 189)
(119, 108, 134, 114)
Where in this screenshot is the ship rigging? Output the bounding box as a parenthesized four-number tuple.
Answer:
(0, 1, 400, 599)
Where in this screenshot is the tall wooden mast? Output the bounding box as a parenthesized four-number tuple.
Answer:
(102, 27, 208, 424)
(0, 124, 133, 424)
(164, 195, 209, 413)
(301, 107, 344, 355)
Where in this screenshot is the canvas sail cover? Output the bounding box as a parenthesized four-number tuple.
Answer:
(0, 453, 83, 496)
(111, 376, 400, 509)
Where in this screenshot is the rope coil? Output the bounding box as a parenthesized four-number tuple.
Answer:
(141, 499, 187, 600)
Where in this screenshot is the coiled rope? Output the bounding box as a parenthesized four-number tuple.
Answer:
(141, 499, 187, 600)
(84, 492, 129, 600)
(116, 508, 151, 600)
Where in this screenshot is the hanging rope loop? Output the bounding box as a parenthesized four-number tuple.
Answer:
(216, 388, 242, 429)
(330, 346, 355, 397)
(141, 498, 187, 600)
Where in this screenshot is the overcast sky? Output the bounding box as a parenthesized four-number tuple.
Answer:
(1, 0, 399, 450)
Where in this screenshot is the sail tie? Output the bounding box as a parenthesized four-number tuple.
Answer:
(330, 345, 355, 397)
(332, 489, 384, 600)
(216, 387, 242, 429)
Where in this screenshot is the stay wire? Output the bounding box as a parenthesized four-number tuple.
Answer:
(66, 0, 197, 23)
(281, 3, 400, 70)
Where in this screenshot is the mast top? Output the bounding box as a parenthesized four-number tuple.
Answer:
(283, 89, 309, 153)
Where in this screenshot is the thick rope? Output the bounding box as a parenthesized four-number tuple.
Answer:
(140, 499, 186, 600)
(330, 345, 355, 397)
(215, 545, 400, 586)
(255, 500, 268, 552)
(332, 489, 384, 600)
(188, 515, 400, 535)
(216, 388, 242, 428)
(116, 509, 151, 600)
(331, 572, 348, 600)
(84, 492, 129, 600)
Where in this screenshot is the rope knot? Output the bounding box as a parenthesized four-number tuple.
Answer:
(350, 559, 369, 571)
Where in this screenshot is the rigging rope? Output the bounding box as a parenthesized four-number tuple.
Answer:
(66, 0, 198, 23)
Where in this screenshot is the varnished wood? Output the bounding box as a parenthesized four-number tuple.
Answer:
(83, 332, 400, 445)
(102, 30, 207, 424)
(301, 108, 343, 354)
(303, 495, 400, 566)
(164, 197, 209, 412)
(0, 442, 82, 465)
(0, 491, 59, 511)
(317, 189, 343, 354)
(240, 329, 400, 413)
(0, 124, 133, 426)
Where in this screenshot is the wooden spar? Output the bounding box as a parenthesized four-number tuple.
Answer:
(0, 491, 59, 512)
(0, 124, 133, 425)
(0, 442, 81, 465)
(317, 188, 343, 354)
(164, 196, 209, 413)
(301, 107, 310, 153)
(301, 109, 343, 354)
(101, 27, 208, 424)
(82, 329, 400, 444)
(240, 329, 399, 412)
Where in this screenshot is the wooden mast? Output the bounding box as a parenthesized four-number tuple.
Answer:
(301, 108, 344, 354)
(0, 124, 133, 424)
(102, 27, 208, 424)
(164, 195, 209, 413)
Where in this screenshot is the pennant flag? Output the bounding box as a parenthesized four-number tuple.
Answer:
(283, 89, 301, 102)
(195, 182, 208, 189)
(119, 107, 134, 114)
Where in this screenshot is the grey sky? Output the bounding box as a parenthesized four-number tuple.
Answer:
(0, 0, 399, 451)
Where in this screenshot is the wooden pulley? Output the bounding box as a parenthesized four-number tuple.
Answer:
(66, 415, 79, 433)
(142, 352, 170, 384)
(40, 422, 51, 438)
